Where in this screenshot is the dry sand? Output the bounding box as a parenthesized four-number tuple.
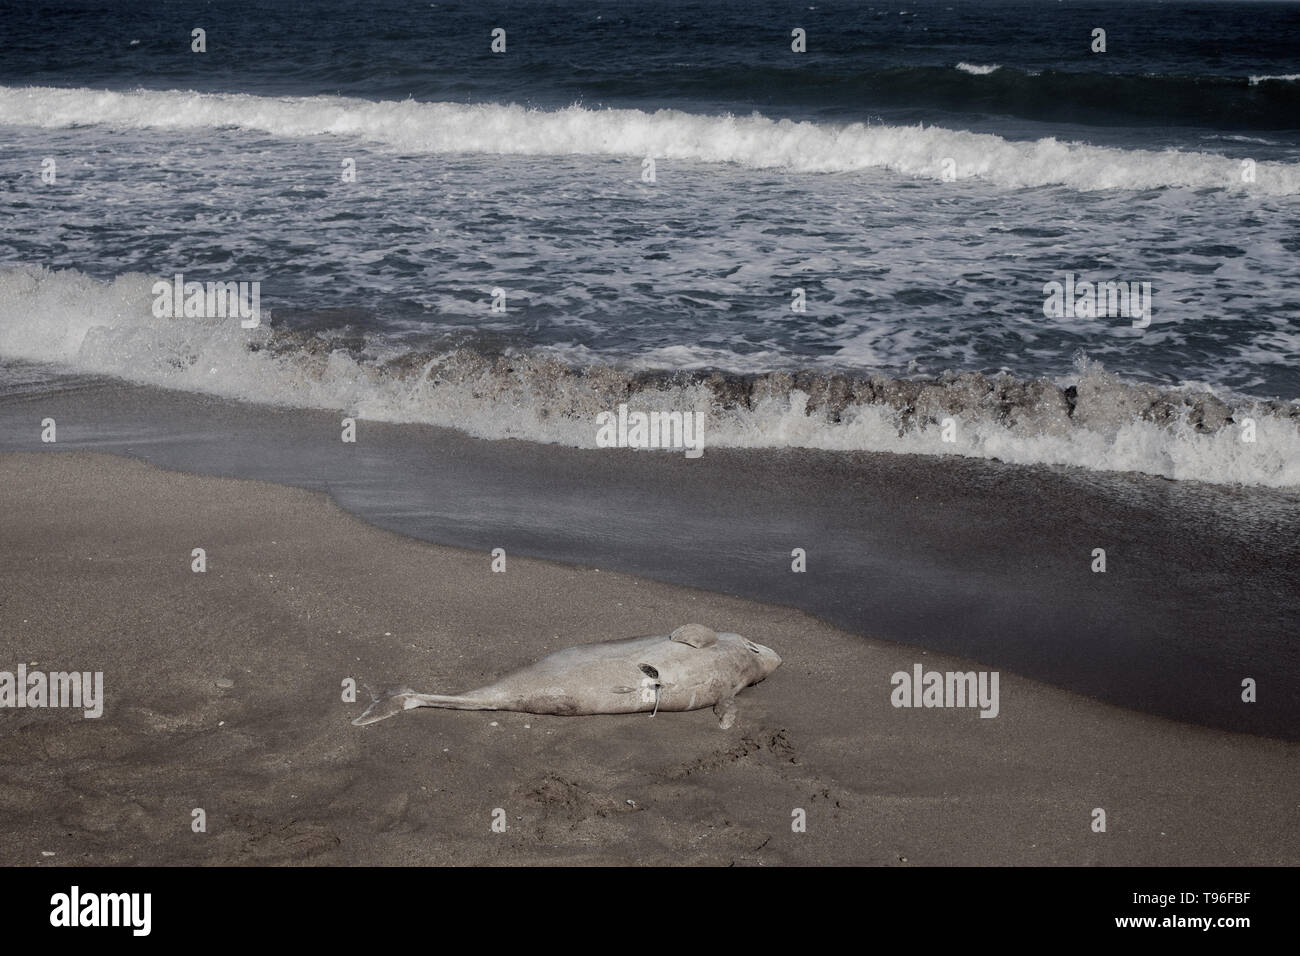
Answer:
(1, 451, 1295, 866)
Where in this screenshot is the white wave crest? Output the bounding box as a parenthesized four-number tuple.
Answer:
(1248, 74, 1300, 86)
(2, 264, 1297, 488)
(2, 85, 1297, 194)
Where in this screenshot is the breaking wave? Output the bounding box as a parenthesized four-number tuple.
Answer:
(2, 264, 1298, 487)
(2, 85, 1298, 194)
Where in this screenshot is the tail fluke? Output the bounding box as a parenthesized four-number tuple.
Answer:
(353, 687, 418, 726)
(352, 686, 498, 725)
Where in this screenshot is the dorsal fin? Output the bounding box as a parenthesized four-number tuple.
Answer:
(670, 624, 718, 648)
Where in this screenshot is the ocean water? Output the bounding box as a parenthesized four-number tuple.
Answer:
(2, 0, 1299, 485)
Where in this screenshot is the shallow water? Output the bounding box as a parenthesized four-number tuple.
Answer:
(3, 372, 1295, 739)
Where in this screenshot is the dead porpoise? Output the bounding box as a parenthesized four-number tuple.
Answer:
(354, 624, 781, 729)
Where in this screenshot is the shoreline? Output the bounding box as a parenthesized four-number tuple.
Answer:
(2, 374, 1297, 738)
(4, 274, 1300, 486)
(2, 450, 1296, 866)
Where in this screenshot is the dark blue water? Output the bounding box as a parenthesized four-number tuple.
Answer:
(4, 0, 1299, 136)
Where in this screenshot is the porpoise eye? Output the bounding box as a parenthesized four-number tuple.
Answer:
(639, 664, 659, 679)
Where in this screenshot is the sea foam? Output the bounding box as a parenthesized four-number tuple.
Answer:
(2, 264, 1297, 488)
(2, 85, 1297, 194)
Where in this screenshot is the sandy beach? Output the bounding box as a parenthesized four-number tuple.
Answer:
(3, 378, 1297, 740)
(2, 450, 1295, 866)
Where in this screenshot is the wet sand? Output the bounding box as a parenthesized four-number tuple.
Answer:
(1, 375, 1297, 738)
(1, 451, 1295, 866)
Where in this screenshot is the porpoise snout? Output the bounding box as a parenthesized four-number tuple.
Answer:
(741, 637, 782, 676)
